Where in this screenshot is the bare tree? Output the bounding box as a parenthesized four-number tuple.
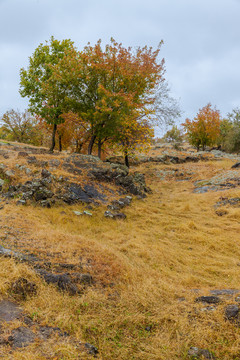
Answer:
(153, 79, 182, 126)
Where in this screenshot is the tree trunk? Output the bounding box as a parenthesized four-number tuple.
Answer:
(98, 140, 102, 159)
(88, 135, 96, 155)
(75, 140, 82, 153)
(124, 151, 129, 168)
(50, 123, 57, 152)
(58, 134, 62, 152)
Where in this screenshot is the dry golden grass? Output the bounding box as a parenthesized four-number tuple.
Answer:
(0, 156, 239, 358)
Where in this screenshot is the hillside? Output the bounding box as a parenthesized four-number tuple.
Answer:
(0, 142, 239, 359)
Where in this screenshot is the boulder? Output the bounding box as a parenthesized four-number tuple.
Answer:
(8, 327, 36, 348)
(231, 162, 240, 168)
(225, 304, 239, 321)
(195, 296, 221, 304)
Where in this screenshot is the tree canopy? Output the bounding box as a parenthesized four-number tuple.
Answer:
(19, 36, 75, 151)
(182, 103, 221, 151)
(19, 37, 180, 161)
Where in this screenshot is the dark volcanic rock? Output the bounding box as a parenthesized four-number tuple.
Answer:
(195, 296, 221, 304)
(9, 277, 37, 300)
(36, 269, 80, 295)
(107, 196, 132, 211)
(225, 304, 239, 321)
(8, 326, 36, 348)
(63, 182, 106, 204)
(0, 300, 22, 323)
(39, 326, 68, 339)
(231, 162, 240, 169)
(90, 165, 149, 196)
(34, 188, 54, 201)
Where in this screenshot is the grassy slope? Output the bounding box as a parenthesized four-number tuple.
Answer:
(0, 157, 240, 359)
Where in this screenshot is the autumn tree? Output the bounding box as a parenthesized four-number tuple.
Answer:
(163, 125, 183, 143)
(114, 117, 154, 167)
(1, 109, 39, 144)
(19, 36, 75, 151)
(58, 112, 89, 152)
(182, 103, 221, 151)
(46, 38, 171, 160)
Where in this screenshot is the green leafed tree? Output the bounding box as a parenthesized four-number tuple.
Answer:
(19, 36, 75, 151)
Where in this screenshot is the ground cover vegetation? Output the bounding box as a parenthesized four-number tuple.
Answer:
(0, 142, 238, 358)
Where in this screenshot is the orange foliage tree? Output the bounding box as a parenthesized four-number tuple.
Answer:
(182, 103, 221, 151)
(59, 112, 90, 152)
(46, 38, 165, 161)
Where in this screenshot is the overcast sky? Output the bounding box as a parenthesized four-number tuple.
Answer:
(0, 0, 240, 133)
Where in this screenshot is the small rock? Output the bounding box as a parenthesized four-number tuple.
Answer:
(8, 326, 35, 348)
(225, 304, 239, 320)
(41, 169, 51, 178)
(84, 342, 99, 356)
(83, 210, 92, 216)
(34, 189, 53, 201)
(25, 168, 31, 175)
(73, 211, 83, 216)
(40, 200, 51, 208)
(37, 270, 79, 295)
(39, 326, 67, 339)
(16, 200, 26, 206)
(195, 296, 221, 304)
(188, 347, 215, 359)
(200, 306, 216, 312)
(215, 209, 227, 216)
(145, 326, 152, 331)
